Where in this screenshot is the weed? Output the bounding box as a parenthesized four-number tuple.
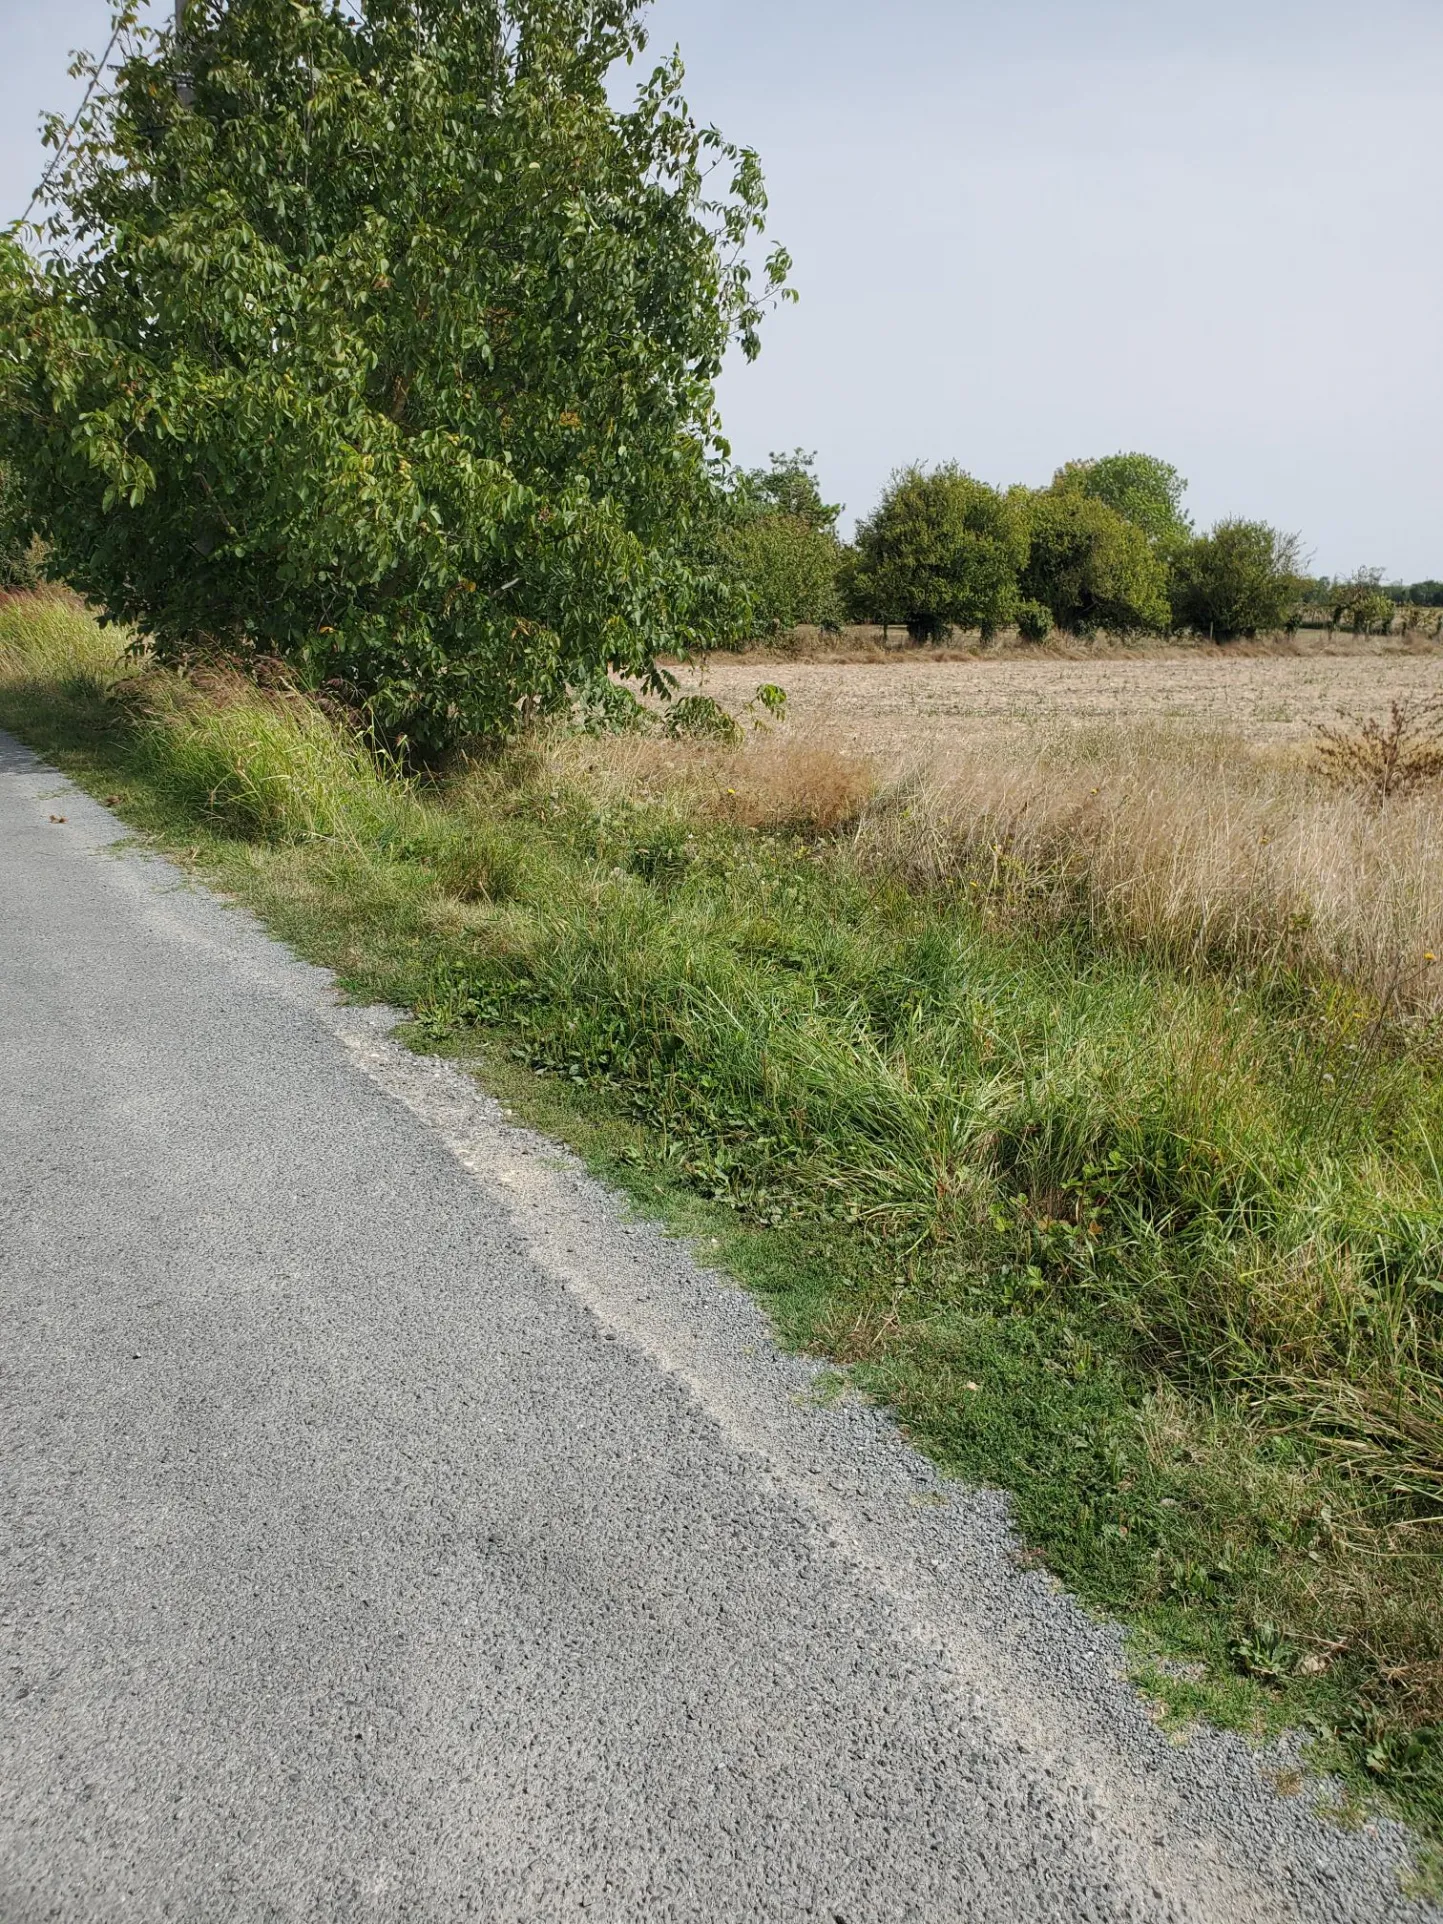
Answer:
(749, 681, 789, 723)
(1315, 698, 1443, 805)
(664, 692, 743, 744)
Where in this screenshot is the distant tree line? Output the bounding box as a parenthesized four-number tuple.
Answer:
(1385, 579, 1442, 608)
(8, 426, 1437, 657)
(1295, 569, 1443, 634)
(716, 451, 1440, 645)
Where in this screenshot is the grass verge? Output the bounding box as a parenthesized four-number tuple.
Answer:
(3, 589, 1441, 1865)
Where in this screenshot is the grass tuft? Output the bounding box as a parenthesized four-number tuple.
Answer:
(120, 669, 407, 846)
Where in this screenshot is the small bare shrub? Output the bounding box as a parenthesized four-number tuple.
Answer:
(1314, 697, 1443, 804)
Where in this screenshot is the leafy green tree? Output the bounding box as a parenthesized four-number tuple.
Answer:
(1171, 520, 1306, 640)
(1331, 568, 1397, 636)
(713, 448, 844, 636)
(849, 464, 1027, 642)
(718, 517, 844, 636)
(1018, 487, 1170, 636)
(0, 1, 790, 753)
(1050, 452, 1191, 553)
(0, 460, 43, 589)
(736, 448, 840, 534)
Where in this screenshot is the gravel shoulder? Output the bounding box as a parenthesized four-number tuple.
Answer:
(1, 729, 1435, 1923)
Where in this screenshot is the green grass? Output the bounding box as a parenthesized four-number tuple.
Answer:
(4, 589, 1441, 1861)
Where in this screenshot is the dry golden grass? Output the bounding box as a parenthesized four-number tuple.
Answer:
(853, 722, 1443, 1015)
(645, 650, 1443, 1017)
(567, 703, 1443, 1017)
(15, 582, 1435, 1017)
(704, 620, 1443, 668)
(678, 646, 1443, 754)
(545, 726, 879, 836)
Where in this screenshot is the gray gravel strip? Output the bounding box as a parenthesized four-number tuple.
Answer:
(1, 727, 1434, 1923)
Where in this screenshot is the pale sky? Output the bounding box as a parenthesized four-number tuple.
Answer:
(3, 0, 1440, 577)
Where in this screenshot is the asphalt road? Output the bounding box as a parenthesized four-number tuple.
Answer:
(1, 730, 1433, 1923)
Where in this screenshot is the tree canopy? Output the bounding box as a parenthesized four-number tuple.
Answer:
(1051, 452, 1191, 552)
(1170, 519, 1306, 640)
(1329, 568, 1395, 635)
(714, 448, 844, 636)
(734, 448, 841, 534)
(849, 464, 1027, 642)
(1019, 487, 1170, 636)
(0, 0, 790, 752)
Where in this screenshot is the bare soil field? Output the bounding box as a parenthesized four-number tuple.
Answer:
(677, 642, 1443, 765)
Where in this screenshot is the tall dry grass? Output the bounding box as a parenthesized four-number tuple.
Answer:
(853, 722, 1443, 1017)
(544, 726, 880, 836)
(0, 591, 409, 847)
(546, 714, 1443, 1017)
(0, 586, 123, 682)
(119, 666, 407, 845)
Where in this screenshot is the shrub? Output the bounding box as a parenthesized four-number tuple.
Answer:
(849, 464, 1028, 642)
(572, 676, 651, 736)
(1330, 569, 1397, 637)
(1315, 698, 1443, 804)
(1018, 488, 1171, 636)
(717, 513, 846, 637)
(1015, 599, 1053, 643)
(1171, 520, 1306, 641)
(0, 1, 790, 756)
(664, 693, 742, 744)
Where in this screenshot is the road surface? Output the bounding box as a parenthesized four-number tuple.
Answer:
(0, 730, 1431, 1922)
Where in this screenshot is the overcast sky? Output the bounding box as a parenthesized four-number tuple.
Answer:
(3, 0, 1439, 576)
